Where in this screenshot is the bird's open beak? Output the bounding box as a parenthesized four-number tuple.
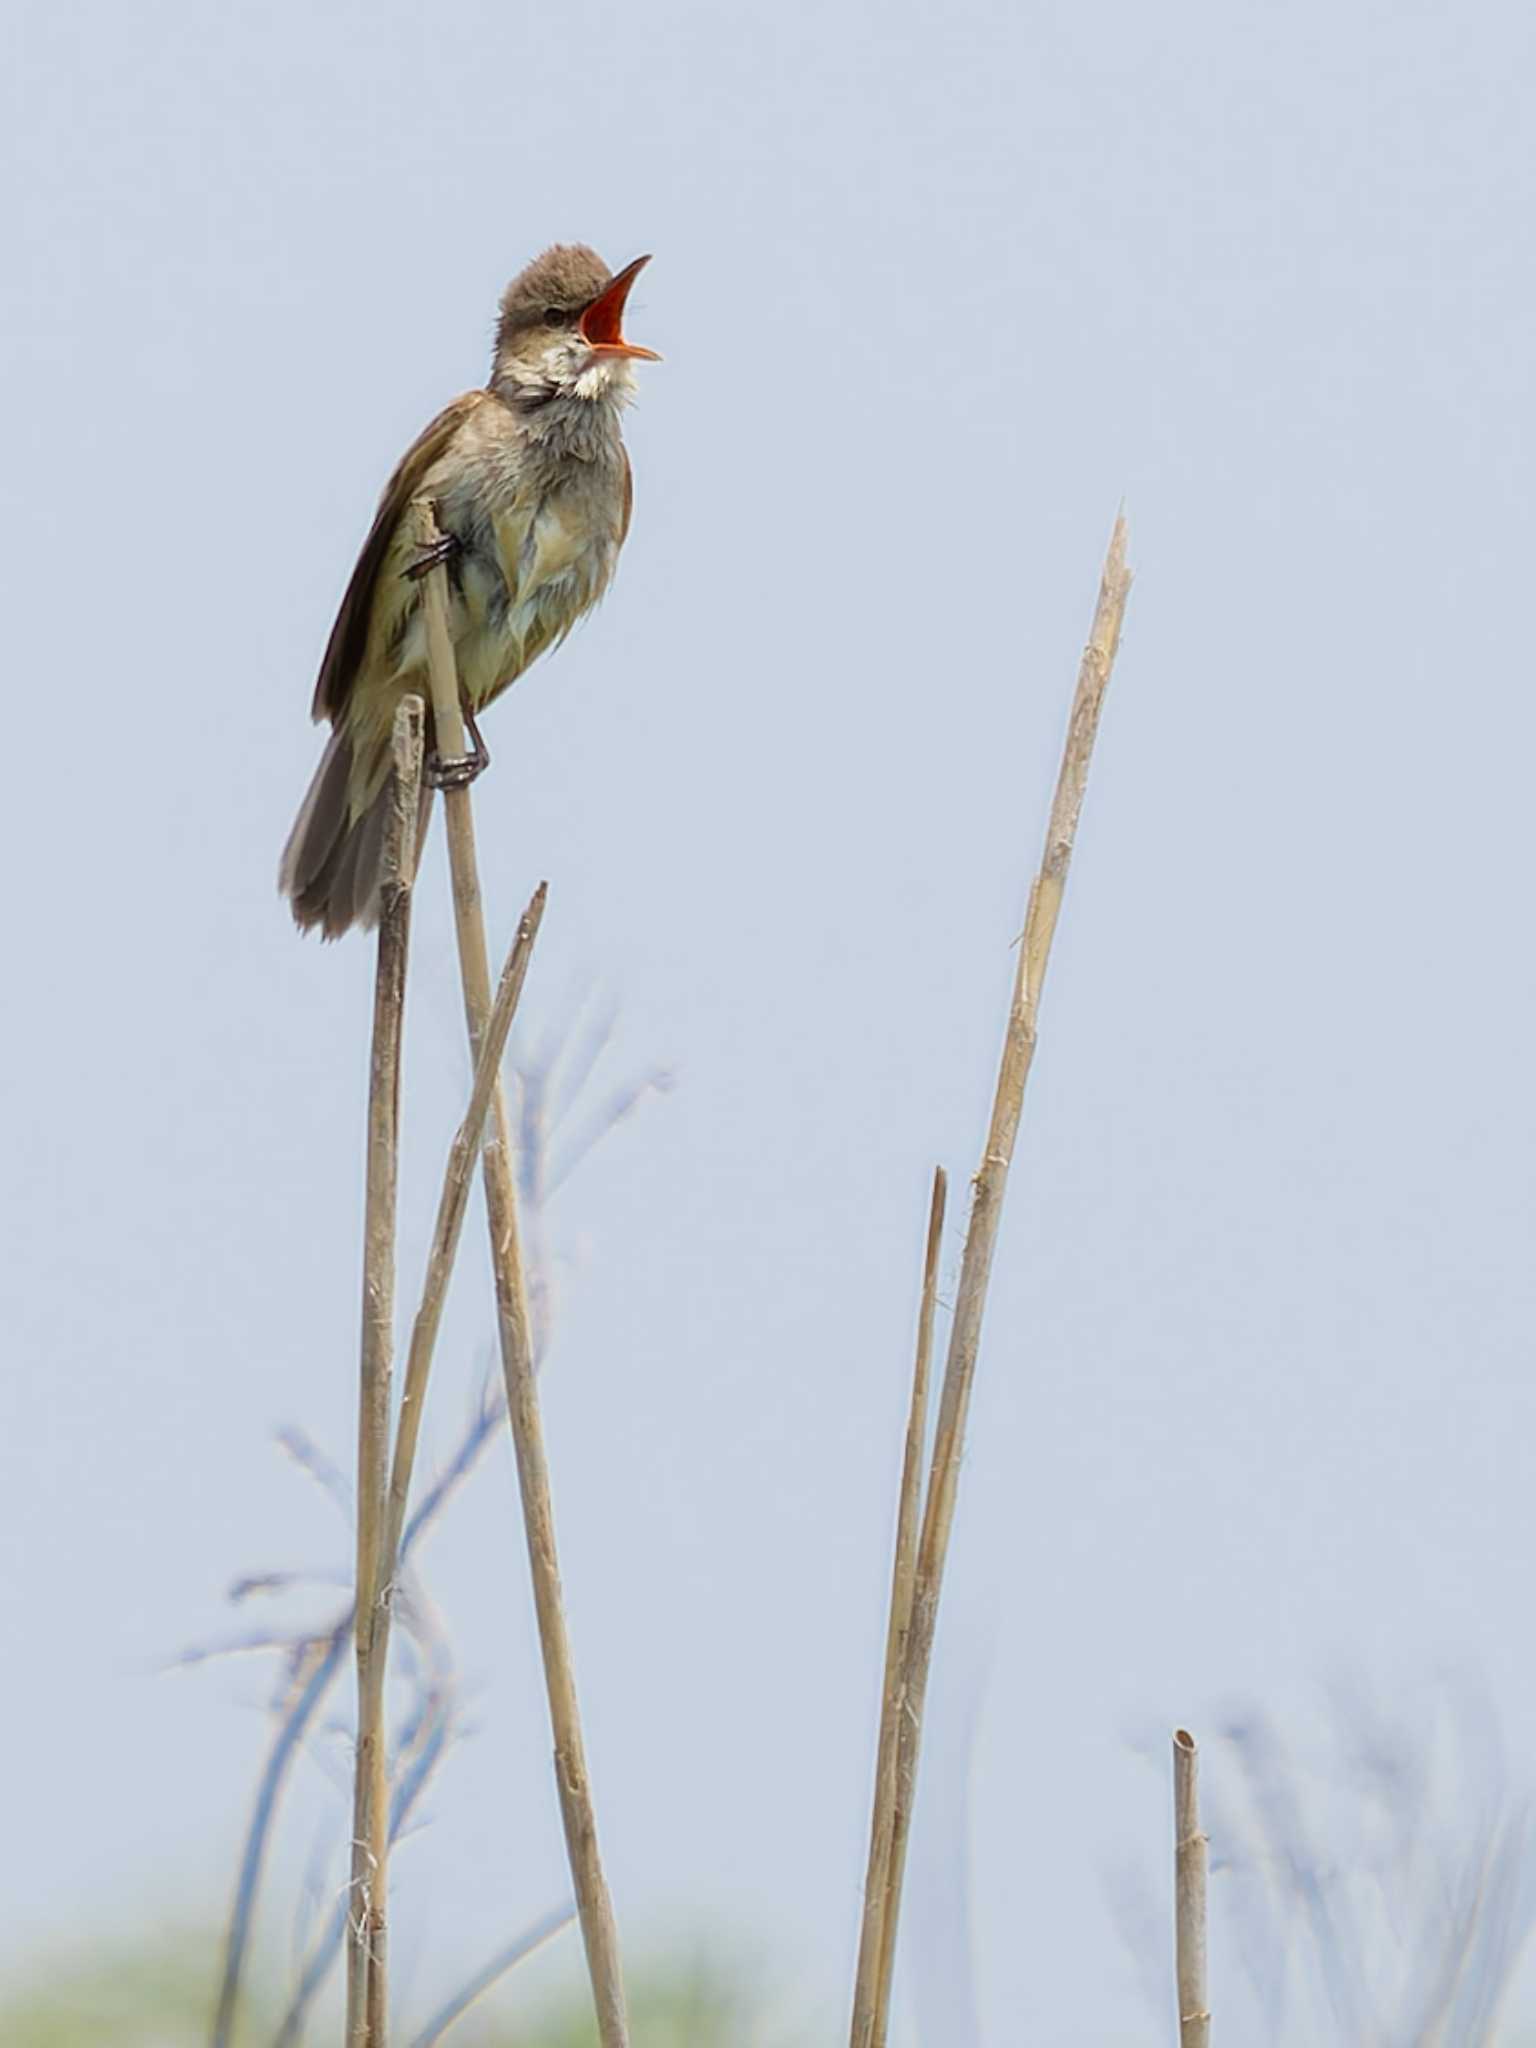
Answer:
(579, 255, 661, 361)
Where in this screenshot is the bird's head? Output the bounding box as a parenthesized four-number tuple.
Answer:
(491, 245, 659, 404)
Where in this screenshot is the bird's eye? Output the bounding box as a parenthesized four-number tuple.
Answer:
(542, 306, 569, 327)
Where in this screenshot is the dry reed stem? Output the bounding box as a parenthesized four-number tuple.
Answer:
(1174, 1729, 1211, 2048)
(342, 883, 545, 2045)
(867, 516, 1133, 2048)
(410, 498, 629, 2048)
(348, 697, 425, 2048)
(382, 882, 548, 1584)
(849, 1167, 947, 2048)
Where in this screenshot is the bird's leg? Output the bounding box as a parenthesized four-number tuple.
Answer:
(404, 530, 462, 582)
(424, 701, 491, 790)
(407, 525, 483, 786)
(463, 704, 492, 776)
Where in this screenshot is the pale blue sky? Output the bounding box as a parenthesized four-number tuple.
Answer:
(3, 0, 1534, 2038)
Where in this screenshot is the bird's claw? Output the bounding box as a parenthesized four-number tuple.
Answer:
(425, 750, 483, 790)
(405, 533, 461, 582)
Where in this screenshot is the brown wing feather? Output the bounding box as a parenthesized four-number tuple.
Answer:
(619, 444, 634, 548)
(311, 389, 494, 723)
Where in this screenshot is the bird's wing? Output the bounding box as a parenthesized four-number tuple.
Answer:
(620, 444, 633, 548)
(310, 389, 496, 723)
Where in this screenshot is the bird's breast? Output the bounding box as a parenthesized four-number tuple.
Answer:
(498, 494, 599, 599)
(448, 467, 625, 709)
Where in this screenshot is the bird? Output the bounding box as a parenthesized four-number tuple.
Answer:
(280, 244, 659, 938)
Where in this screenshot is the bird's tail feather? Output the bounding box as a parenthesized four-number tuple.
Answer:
(279, 725, 431, 939)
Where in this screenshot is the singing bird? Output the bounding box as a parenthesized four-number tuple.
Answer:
(280, 245, 659, 937)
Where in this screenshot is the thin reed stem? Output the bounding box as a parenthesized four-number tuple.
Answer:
(849, 1167, 947, 2048)
(1174, 1729, 1211, 2048)
(349, 697, 424, 2048)
(383, 884, 547, 1588)
(865, 516, 1133, 2048)
(275, 1593, 456, 2048)
(410, 497, 630, 2048)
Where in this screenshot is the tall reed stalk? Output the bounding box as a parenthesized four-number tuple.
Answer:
(851, 516, 1133, 2048)
(348, 698, 424, 2047)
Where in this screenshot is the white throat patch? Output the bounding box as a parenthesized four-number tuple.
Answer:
(572, 355, 638, 405)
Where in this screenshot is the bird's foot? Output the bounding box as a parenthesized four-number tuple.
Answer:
(424, 751, 481, 790)
(424, 709, 491, 790)
(404, 532, 462, 582)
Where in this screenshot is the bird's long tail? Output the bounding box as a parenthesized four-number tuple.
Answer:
(279, 724, 431, 939)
